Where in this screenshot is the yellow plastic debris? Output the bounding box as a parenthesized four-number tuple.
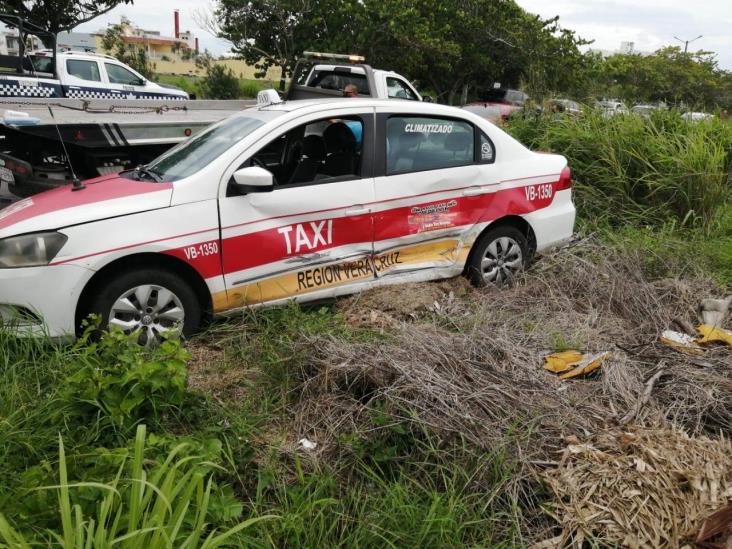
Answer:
(543, 350, 584, 373)
(559, 352, 611, 380)
(696, 324, 732, 346)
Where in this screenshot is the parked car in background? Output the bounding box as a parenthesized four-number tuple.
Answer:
(548, 99, 582, 115)
(597, 100, 628, 117)
(464, 88, 529, 122)
(631, 104, 664, 118)
(461, 103, 505, 124)
(681, 111, 713, 122)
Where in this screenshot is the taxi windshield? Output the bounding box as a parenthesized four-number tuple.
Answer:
(145, 114, 266, 182)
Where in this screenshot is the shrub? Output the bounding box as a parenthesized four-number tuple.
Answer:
(58, 327, 190, 434)
(201, 64, 241, 100)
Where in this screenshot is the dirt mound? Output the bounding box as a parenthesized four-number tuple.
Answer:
(337, 276, 476, 328)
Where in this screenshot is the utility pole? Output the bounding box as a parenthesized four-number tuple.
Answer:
(673, 34, 702, 54)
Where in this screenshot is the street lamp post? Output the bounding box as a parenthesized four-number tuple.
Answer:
(673, 34, 702, 54)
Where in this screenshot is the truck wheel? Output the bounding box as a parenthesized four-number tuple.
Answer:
(86, 268, 201, 345)
(466, 226, 529, 287)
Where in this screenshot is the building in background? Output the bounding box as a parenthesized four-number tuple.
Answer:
(5, 11, 279, 81)
(589, 41, 651, 58)
(0, 29, 44, 55)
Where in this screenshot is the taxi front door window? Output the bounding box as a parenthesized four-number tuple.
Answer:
(240, 117, 364, 192)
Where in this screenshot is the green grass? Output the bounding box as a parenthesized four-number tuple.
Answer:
(0, 310, 525, 547)
(155, 74, 278, 99)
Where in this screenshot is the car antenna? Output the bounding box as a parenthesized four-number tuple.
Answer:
(47, 105, 85, 191)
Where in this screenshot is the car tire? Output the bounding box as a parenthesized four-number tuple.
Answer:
(86, 268, 201, 345)
(466, 225, 529, 287)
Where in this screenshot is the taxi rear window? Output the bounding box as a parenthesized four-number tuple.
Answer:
(386, 116, 474, 175)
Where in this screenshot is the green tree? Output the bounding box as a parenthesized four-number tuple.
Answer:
(101, 18, 155, 79)
(215, 0, 328, 90)
(597, 47, 731, 109)
(0, 0, 132, 34)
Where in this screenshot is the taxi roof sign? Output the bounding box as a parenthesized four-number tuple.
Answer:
(257, 89, 283, 107)
(302, 51, 366, 64)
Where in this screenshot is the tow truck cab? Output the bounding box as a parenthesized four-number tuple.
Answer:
(286, 52, 425, 102)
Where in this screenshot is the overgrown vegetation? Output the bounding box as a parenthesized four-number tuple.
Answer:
(155, 74, 272, 100)
(506, 109, 732, 234)
(1, 108, 731, 547)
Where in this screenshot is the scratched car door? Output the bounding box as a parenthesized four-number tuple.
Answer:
(371, 110, 498, 278)
(216, 108, 377, 311)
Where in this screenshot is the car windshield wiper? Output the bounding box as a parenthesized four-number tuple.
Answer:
(134, 166, 162, 182)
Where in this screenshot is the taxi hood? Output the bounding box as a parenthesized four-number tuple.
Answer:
(0, 175, 173, 239)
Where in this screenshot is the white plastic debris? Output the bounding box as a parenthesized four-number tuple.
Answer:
(661, 330, 697, 346)
(298, 438, 317, 450)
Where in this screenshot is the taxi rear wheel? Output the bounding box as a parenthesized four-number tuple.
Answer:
(87, 269, 201, 345)
(467, 226, 529, 287)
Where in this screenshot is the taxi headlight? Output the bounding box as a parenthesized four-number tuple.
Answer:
(0, 232, 68, 268)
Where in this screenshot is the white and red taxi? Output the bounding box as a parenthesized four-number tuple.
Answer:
(0, 93, 575, 343)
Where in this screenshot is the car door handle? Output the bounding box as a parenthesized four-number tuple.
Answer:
(462, 187, 488, 197)
(345, 205, 371, 216)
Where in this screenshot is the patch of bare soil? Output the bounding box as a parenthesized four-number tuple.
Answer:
(186, 341, 249, 400)
(337, 276, 477, 328)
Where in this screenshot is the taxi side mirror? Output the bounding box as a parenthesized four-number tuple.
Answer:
(233, 166, 274, 193)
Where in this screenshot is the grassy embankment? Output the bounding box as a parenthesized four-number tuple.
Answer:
(0, 110, 730, 546)
(155, 74, 277, 99)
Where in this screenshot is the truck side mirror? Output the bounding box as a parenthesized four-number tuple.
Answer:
(422, 95, 433, 103)
(233, 166, 274, 193)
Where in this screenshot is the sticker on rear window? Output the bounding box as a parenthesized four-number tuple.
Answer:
(404, 123, 454, 134)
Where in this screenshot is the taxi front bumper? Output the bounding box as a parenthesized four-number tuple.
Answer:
(0, 264, 93, 338)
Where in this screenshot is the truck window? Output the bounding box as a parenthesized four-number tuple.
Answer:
(66, 59, 101, 82)
(386, 116, 474, 175)
(105, 63, 144, 86)
(25, 55, 54, 74)
(307, 71, 369, 95)
(386, 77, 417, 101)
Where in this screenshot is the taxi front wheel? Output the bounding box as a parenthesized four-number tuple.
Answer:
(467, 226, 529, 287)
(87, 268, 202, 345)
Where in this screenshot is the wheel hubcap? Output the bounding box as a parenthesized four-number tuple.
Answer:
(481, 236, 523, 285)
(108, 284, 185, 345)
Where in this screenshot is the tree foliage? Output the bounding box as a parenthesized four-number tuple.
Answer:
(101, 20, 155, 79)
(0, 0, 132, 34)
(212, 0, 731, 108)
(213, 0, 590, 102)
(596, 47, 731, 109)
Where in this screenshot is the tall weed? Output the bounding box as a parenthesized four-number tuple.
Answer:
(506, 110, 732, 233)
(0, 425, 274, 547)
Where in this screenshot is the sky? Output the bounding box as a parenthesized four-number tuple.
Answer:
(76, 0, 732, 70)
